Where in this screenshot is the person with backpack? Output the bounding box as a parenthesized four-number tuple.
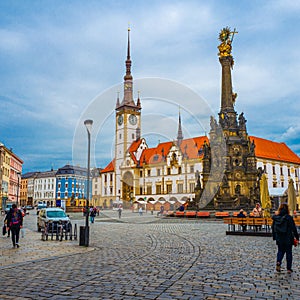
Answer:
(272, 203, 299, 273)
(6, 204, 23, 248)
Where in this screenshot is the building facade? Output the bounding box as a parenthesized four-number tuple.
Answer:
(0, 143, 23, 209)
(20, 172, 40, 206)
(253, 137, 300, 192)
(55, 164, 91, 208)
(33, 170, 57, 207)
(91, 168, 102, 207)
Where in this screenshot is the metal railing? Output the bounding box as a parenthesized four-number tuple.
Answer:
(41, 221, 77, 241)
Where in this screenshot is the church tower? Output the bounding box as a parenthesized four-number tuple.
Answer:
(115, 28, 141, 198)
(202, 27, 258, 209)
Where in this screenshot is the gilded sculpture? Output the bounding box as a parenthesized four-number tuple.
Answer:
(218, 27, 238, 58)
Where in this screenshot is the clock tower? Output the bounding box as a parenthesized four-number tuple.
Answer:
(115, 28, 141, 198)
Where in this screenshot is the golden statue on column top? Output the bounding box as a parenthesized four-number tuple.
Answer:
(218, 27, 238, 58)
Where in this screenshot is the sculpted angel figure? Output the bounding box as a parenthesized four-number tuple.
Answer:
(218, 27, 238, 58)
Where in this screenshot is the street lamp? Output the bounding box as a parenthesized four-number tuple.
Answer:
(84, 119, 93, 247)
(1, 187, 3, 212)
(16, 172, 21, 208)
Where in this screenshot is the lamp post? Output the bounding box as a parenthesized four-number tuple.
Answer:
(1, 187, 3, 212)
(16, 172, 21, 208)
(84, 119, 93, 247)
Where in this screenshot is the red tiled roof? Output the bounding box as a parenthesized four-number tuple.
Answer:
(139, 141, 172, 166)
(250, 136, 300, 164)
(128, 139, 143, 164)
(179, 136, 209, 159)
(138, 136, 208, 166)
(128, 139, 142, 153)
(101, 159, 115, 173)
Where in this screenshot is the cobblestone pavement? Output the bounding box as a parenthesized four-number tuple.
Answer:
(1, 210, 300, 299)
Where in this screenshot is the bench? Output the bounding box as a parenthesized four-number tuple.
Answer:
(215, 212, 230, 218)
(165, 211, 175, 217)
(232, 211, 247, 217)
(223, 217, 272, 236)
(185, 211, 196, 218)
(175, 211, 185, 217)
(196, 211, 210, 218)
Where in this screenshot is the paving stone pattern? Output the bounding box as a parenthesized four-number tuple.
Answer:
(1, 211, 300, 299)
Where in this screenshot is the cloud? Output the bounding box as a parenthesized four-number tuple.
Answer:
(280, 125, 300, 142)
(1, 0, 300, 173)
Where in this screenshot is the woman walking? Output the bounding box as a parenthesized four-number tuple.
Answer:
(6, 204, 23, 248)
(272, 203, 299, 273)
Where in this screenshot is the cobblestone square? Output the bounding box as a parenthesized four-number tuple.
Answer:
(1, 211, 300, 299)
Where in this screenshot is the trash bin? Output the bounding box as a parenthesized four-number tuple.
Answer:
(79, 226, 89, 246)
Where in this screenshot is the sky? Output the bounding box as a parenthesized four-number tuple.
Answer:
(0, 0, 300, 173)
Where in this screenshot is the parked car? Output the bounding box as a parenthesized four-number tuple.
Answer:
(4, 203, 13, 214)
(36, 203, 47, 215)
(37, 207, 71, 232)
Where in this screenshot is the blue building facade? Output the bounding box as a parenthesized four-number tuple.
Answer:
(55, 164, 92, 207)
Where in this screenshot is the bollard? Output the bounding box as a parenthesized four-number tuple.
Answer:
(79, 226, 85, 246)
(69, 223, 73, 241)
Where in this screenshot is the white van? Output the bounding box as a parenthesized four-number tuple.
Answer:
(37, 207, 71, 232)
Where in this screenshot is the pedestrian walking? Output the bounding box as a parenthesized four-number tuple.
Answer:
(157, 205, 164, 216)
(6, 204, 23, 248)
(272, 203, 299, 273)
(139, 207, 143, 216)
(118, 205, 122, 219)
(90, 208, 96, 223)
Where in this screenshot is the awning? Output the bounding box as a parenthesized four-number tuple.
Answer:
(137, 200, 147, 204)
(167, 200, 176, 204)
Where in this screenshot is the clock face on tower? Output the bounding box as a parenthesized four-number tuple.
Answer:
(118, 115, 123, 126)
(129, 114, 137, 125)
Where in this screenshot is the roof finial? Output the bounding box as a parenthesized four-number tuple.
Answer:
(127, 24, 130, 60)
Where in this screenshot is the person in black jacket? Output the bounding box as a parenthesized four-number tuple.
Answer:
(6, 204, 23, 248)
(272, 203, 299, 273)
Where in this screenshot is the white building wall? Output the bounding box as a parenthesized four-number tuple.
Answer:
(33, 174, 56, 206)
(257, 159, 300, 192)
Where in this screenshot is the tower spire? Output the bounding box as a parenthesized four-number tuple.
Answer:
(124, 26, 132, 81)
(177, 107, 183, 146)
(121, 26, 135, 107)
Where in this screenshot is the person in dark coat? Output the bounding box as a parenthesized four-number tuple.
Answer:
(237, 209, 246, 232)
(90, 207, 96, 223)
(272, 203, 299, 273)
(6, 204, 23, 248)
